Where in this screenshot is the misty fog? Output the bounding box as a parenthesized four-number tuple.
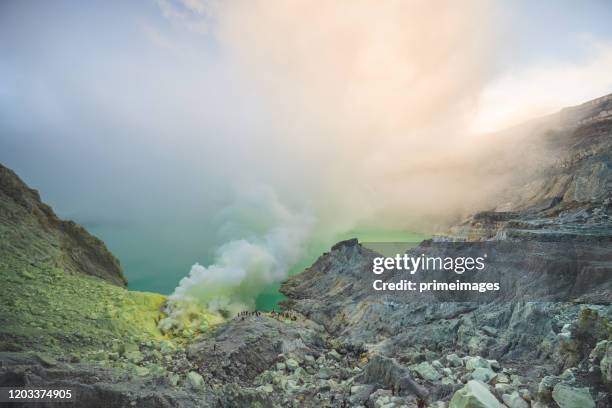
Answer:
(2, 0, 612, 311)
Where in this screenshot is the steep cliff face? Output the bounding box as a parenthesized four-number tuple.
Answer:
(449, 94, 612, 241)
(0, 163, 126, 286)
(280, 95, 612, 407)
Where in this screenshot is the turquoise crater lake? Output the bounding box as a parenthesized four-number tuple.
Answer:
(88, 224, 429, 311)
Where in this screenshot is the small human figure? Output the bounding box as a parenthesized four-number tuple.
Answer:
(416, 398, 427, 408)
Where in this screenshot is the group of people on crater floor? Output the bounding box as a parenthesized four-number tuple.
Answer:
(234, 309, 299, 322)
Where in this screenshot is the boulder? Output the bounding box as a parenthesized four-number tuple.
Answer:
(559, 368, 576, 383)
(588, 340, 608, 363)
(502, 391, 529, 408)
(167, 373, 180, 387)
(186, 371, 204, 390)
(482, 326, 498, 337)
(601, 341, 612, 385)
(281, 378, 299, 392)
(495, 373, 510, 384)
(285, 358, 299, 371)
(487, 360, 500, 371)
(293, 367, 306, 378)
(317, 366, 333, 380)
(538, 375, 561, 401)
(368, 389, 395, 407)
(442, 377, 455, 385)
(494, 383, 513, 394)
(432, 360, 444, 370)
(518, 388, 531, 402)
(328, 350, 342, 361)
(358, 355, 428, 398)
(470, 367, 496, 383)
(349, 384, 375, 405)
(551, 384, 595, 408)
(446, 354, 463, 367)
(414, 361, 441, 381)
(449, 380, 503, 408)
(465, 357, 491, 371)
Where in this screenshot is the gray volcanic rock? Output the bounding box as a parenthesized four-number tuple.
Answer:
(449, 380, 504, 408)
(357, 354, 429, 398)
(186, 314, 326, 383)
(280, 94, 612, 406)
(0, 352, 216, 408)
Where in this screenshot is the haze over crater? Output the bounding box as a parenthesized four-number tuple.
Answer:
(1, 0, 612, 310)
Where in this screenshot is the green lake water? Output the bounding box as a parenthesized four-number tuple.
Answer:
(89, 224, 428, 311)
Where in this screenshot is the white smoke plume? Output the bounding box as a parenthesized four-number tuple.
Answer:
(170, 188, 314, 313)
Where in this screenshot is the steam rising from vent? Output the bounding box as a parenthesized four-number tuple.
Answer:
(170, 191, 314, 313)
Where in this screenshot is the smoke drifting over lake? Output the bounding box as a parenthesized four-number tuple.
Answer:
(2, 1, 612, 311)
(166, 0, 502, 310)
